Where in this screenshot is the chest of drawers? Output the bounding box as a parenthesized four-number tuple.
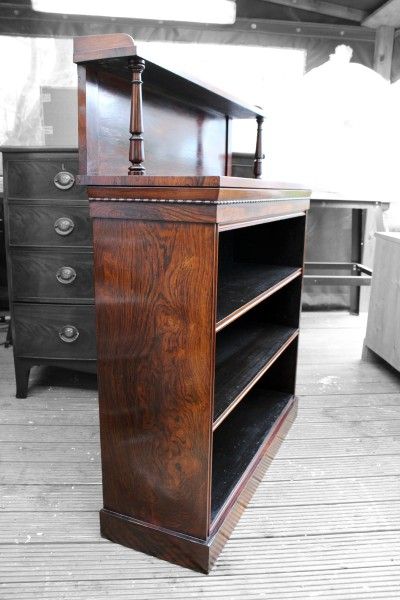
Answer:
(2, 148, 96, 397)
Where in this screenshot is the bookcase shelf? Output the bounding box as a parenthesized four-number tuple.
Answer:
(76, 33, 310, 575)
(212, 388, 294, 523)
(214, 321, 298, 428)
(216, 264, 301, 331)
(212, 333, 299, 524)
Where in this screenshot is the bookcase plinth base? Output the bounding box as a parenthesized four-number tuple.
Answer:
(100, 397, 298, 574)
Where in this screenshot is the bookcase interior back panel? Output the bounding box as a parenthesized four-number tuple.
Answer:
(217, 216, 305, 328)
(84, 67, 227, 177)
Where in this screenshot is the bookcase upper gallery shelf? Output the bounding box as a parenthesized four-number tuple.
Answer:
(74, 33, 265, 120)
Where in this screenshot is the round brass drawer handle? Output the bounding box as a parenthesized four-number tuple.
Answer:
(54, 217, 75, 236)
(56, 266, 77, 285)
(54, 171, 75, 190)
(59, 325, 79, 343)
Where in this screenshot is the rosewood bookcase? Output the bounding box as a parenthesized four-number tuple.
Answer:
(74, 34, 310, 573)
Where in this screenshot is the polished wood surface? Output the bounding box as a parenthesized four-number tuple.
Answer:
(217, 265, 301, 328)
(13, 303, 96, 360)
(128, 56, 145, 175)
(3, 154, 86, 200)
(11, 248, 94, 303)
(215, 322, 298, 427)
(254, 115, 264, 179)
(76, 32, 310, 573)
(83, 175, 310, 189)
(212, 389, 295, 522)
(8, 201, 93, 248)
(74, 34, 266, 120)
(89, 189, 307, 571)
(80, 67, 228, 178)
(74, 34, 268, 181)
(2, 149, 96, 398)
(98, 393, 298, 573)
(93, 218, 217, 539)
(0, 197, 7, 310)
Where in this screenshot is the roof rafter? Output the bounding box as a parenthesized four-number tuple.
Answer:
(363, 0, 400, 28)
(259, 0, 367, 23)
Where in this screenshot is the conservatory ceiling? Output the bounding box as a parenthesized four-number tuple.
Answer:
(0, 0, 399, 37)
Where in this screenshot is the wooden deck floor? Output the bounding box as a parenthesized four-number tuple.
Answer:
(0, 312, 400, 599)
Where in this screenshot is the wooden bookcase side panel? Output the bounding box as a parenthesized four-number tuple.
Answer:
(91, 217, 218, 540)
(81, 65, 227, 178)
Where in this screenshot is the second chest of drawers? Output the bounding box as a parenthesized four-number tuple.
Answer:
(2, 148, 96, 397)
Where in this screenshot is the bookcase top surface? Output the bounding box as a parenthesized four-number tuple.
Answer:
(80, 174, 311, 192)
(73, 34, 265, 119)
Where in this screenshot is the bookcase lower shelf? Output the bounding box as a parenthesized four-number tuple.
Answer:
(100, 394, 298, 574)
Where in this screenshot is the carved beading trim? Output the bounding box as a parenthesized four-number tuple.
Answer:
(89, 196, 305, 205)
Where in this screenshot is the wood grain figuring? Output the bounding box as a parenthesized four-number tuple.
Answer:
(8, 202, 92, 248)
(2, 149, 96, 398)
(75, 35, 309, 573)
(11, 248, 94, 303)
(73, 33, 137, 63)
(12, 304, 96, 360)
(5, 156, 86, 200)
(98, 395, 297, 574)
(87, 194, 309, 232)
(92, 218, 217, 539)
(84, 176, 311, 191)
(82, 67, 227, 178)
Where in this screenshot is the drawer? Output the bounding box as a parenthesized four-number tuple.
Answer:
(11, 249, 94, 303)
(4, 154, 86, 200)
(8, 202, 92, 247)
(13, 303, 96, 360)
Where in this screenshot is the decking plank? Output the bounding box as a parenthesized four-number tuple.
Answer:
(0, 311, 399, 599)
(1, 568, 400, 600)
(0, 532, 399, 582)
(0, 502, 399, 544)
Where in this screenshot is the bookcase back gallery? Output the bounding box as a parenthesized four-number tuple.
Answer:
(74, 33, 311, 574)
(74, 33, 264, 180)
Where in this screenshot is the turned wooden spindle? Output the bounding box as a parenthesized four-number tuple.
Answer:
(128, 56, 145, 175)
(253, 115, 264, 179)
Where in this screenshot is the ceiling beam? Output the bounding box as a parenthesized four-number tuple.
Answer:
(373, 25, 394, 79)
(260, 0, 367, 23)
(0, 4, 375, 42)
(363, 0, 400, 28)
